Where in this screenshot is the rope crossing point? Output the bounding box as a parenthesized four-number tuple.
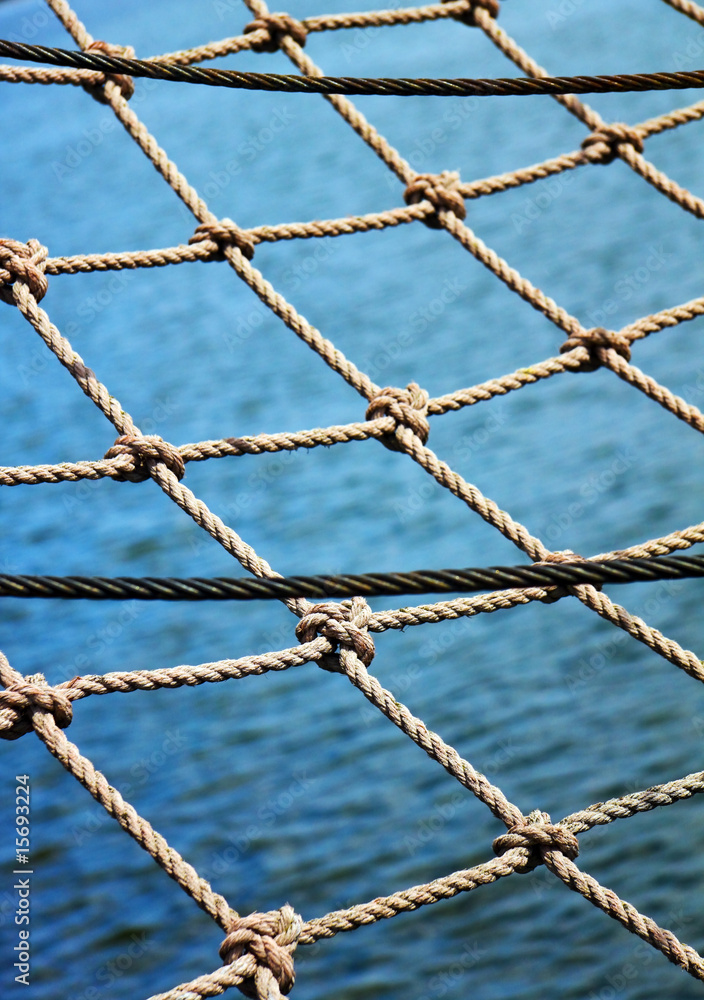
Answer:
(4, 0, 704, 997)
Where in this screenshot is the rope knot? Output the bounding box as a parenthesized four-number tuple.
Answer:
(244, 13, 308, 53)
(103, 435, 185, 482)
(559, 327, 631, 372)
(366, 383, 430, 452)
(493, 810, 579, 872)
(296, 598, 374, 670)
(404, 171, 466, 228)
(581, 123, 644, 164)
(189, 219, 255, 261)
(219, 905, 302, 999)
(0, 672, 73, 741)
(0, 238, 48, 304)
(443, 0, 499, 26)
(537, 549, 602, 603)
(81, 40, 135, 104)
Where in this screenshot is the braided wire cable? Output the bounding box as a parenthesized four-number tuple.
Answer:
(3, 38, 704, 97)
(2, 553, 704, 600)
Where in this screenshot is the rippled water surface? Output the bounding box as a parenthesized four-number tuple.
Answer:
(1, 1, 704, 998)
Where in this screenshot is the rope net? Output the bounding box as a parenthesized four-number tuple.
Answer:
(2, 0, 704, 995)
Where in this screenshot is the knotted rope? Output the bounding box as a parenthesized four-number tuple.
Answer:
(81, 40, 136, 104)
(404, 171, 467, 228)
(537, 549, 602, 604)
(560, 327, 632, 372)
(442, 0, 499, 26)
(244, 13, 308, 53)
(493, 809, 580, 872)
(366, 383, 430, 451)
(189, 219, 256, 261)
(7, 0, 704, 994)
(0, 237, 48, 304)
(103, 435, 186, 482)
(296, 598, 375, 671)
(0, 657, 73, 741)
(219, 905, 303, 999)
(581, 123, 645, 164)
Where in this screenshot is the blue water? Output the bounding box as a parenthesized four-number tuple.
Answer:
(1, 0, 704, 997)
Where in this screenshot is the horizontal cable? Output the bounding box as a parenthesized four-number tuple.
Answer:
(2, 553, 704, 600)
(3, 40, 704, 97)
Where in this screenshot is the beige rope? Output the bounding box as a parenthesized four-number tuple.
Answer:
(660, 0, 704, 25)
(0, 655, 236, 926)
(4, 0, 704, 996)
(0, 237, 48, 303)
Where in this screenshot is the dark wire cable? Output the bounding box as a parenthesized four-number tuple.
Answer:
(0, 554, 703, 600)
(2, 39, 704, 98)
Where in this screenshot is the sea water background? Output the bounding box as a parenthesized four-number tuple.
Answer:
(1, 0, 704, 997)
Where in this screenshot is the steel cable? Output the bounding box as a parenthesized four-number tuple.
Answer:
(1, 553, 704, 600)
(3, 39, 704, 98)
